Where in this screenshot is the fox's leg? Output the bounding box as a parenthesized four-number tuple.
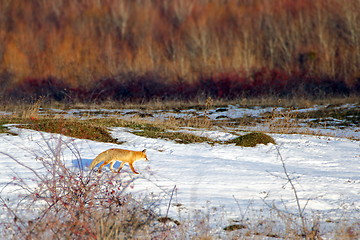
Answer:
(129, 163, 139, 174)
(117, 162, 125, 173)
(109, 161, 117, 173)
(98, 162, 107, 173)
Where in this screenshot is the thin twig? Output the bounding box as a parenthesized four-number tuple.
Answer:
(275, 146, 308, 237)
(166, 185, 176, 218)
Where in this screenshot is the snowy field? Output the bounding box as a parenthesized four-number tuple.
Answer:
(1, 124, 359, 226)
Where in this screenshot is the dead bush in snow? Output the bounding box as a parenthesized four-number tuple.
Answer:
(0, 135, 172, 239)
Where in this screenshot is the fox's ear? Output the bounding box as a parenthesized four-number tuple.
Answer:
(142, 149, 146, 153)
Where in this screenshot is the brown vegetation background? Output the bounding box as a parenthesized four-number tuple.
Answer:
(1, 0, 360, 101)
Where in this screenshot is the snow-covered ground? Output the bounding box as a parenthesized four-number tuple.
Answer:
(1, 124, 359, 227)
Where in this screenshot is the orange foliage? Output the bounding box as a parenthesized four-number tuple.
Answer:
(0, 0, 359, 95)
(2, 41, 30, 81)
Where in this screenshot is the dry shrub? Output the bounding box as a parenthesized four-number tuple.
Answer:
(332, 222, 360, 240)
(0, 137, 168, 239)
(3, 69, 355, 103)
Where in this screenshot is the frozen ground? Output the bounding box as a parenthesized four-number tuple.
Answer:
(2, 103, 359, 140)
(40, 103, 360, 140)
(0, 125, 359, 227)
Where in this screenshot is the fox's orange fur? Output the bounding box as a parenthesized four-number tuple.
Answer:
(89, 148, 148, 174)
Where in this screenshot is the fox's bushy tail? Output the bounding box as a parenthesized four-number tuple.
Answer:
(89, 154, 105, 169)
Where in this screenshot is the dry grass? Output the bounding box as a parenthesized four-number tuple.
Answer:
(227, 132, 276, 147)
(0, 96, 358, 113)
(1, 96, 358, 142)
(0, 113, 215, 145)
(263, 107, 302, 134)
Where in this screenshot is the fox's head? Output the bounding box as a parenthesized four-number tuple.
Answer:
(141, 149, 149, 161)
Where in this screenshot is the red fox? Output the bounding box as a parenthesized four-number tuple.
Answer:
(89, 148, 148, 174)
